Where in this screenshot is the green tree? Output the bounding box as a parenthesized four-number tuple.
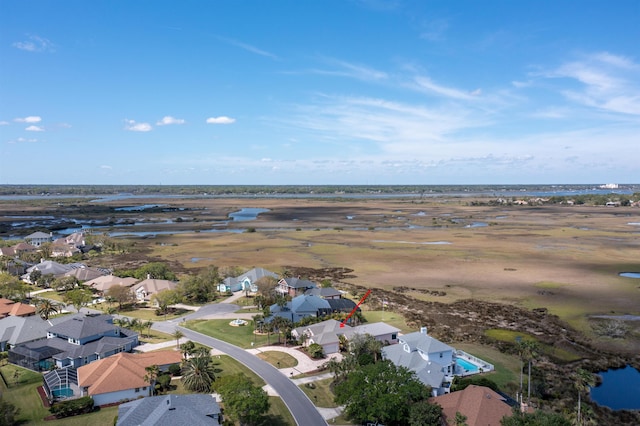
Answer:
(408, 401, 442, 426)
(143, 364, 160, 396)
(216, 374, 270, 426)
(152, 289, 180, 317)
(573, 368, 596, 426)
(172, 329, 184, 349)
(455, 411, 468, 426)
(0, 273, 29, 300)
(180, 340, 196, 359)
(307, 343, 324, 359)
(334, 360, 431, 426)
(63, 288, 93, 312)
(52, 275, 79, 292)
(106, 284, 135, 310)
(181, 355, 216, 393)
(34, 298, 60, 320)
(0, 397, 20, 426)
(133, 262, 177, 281)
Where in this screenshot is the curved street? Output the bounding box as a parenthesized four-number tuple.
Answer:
(152, 321, 328, 426)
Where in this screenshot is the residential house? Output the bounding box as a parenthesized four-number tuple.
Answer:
(304, 286, 342, 300)
(269, 294, 331, 323)
(76, 351, 183, 406)
(22, 260, 86, 283)
(217, 267, 278, 293)
(430, 385, 513, 426)
(24, 231, 53, 247)
(0, 314, 68, 351)
(381, 327, 455, 396)
(64, 266, 109, 283)
(276, 277, 317, 297)
(84, 275, 139, 294)
(51, 232, 86, 258)
(8, 314, 138, 371)
(0, 242, 37, 258)
(0, 297, 36, 319)
(292, 319, 400, 355)
(268, 294, 359, 324)
(132, 277, 178, 303)
(117, 394, 222, 426)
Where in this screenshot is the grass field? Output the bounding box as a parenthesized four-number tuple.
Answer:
(186, 319, 283, 348)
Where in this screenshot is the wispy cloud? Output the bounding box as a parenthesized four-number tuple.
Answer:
(25, 125, 44, 132)
(100, 165, 112, 170)
(419, 19, 449, 42)
(206, 116, 236, 124)
(13, 35, 55, 53)
(14, 116, 42, 123)
(546, 52, 640, 116)
(0, 121, 9, 126)
(8, 137, 38, 144)
(412, 76, 481, 100)
(310, 58, 388, 82)
(156, 116, 186, 126)
(124, 119, 152, 132)
(216, 36, 278, 59)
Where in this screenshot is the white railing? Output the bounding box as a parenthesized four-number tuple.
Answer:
(455, 349, 494, 373)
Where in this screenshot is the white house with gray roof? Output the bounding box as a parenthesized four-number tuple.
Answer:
(381, 327, 455, 396)
(25, 231, 53, 247)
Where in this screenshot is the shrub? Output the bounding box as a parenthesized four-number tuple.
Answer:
(168, 363, 181, 376)
(307, 343, 324, 359)
(50, 396, 94, 418)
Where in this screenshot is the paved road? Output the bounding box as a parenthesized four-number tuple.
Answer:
(152, 321, 327, 426)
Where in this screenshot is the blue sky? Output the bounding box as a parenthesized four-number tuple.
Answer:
(1, 0, 638, 185)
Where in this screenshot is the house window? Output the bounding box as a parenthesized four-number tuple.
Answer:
(439, 353, 443, 358)
(135, 388, 140, 393)
(391, 333, 397, 340)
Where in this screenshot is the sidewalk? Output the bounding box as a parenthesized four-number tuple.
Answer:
(246, 345, 342, 377)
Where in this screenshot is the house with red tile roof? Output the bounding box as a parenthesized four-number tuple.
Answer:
(430, 385, 513, 426)
(77, 351, 183, 406)
(0, 298, 36, 318)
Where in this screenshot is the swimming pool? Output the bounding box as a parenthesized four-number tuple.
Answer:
(456, 358, 479, 374)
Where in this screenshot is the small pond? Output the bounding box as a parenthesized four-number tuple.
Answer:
(228, 208, 270, 221)
(619, 272, 640, 279)
(591, 365, 640, 411)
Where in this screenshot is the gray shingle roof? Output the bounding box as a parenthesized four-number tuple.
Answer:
(117, 394, 221, 426)
(47, 314, 115, 340)
(382, 343, 446, 389)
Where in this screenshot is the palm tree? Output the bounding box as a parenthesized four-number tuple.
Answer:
(181, 355, 216, 393)
(143, 364, 160, 396)
(34, 298, 60, 320)
(172, 329, 184, 349)
(574, 368, 596, 426)
(521, 340, 539, 404)
(143, 320, 153, 338)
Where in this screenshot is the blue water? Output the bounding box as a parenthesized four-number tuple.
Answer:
(228, 208, 270, 221)
(591, 365, 640, 410)
(52, 387, 73, 398)
(456, 358, 479, 373)
(619, 272, 640, 279)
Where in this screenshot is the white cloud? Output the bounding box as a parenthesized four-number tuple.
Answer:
(25, 125, 44, 132)
(310, 58, 388, 82)
(0, 121, 9, 126)
(8, 137, 38, 144)
(206, 116, 236, 124)
(100, 165, 112, 169)
(412, 77, 478, 100)
(14, 116, 42, 123)
(12, 35, 55, 53)
(547, 52, 640, 116)
(124, 119, 152, 132)
(216, 36, 278, 59)
(156, 116, 186, 126)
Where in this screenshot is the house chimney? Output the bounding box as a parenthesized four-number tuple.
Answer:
(420, 326, 428, 335)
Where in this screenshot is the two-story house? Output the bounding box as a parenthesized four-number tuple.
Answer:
(381, 327, 455, 396)
(276, 277, 317, 297)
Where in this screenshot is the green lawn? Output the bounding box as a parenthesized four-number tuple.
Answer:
(256, 351, 298, 368)
(298, 377, 336, 408)
(453, 343, 520, 391)
(360, 310, 411, 333)
(186, 319, 280, 348)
